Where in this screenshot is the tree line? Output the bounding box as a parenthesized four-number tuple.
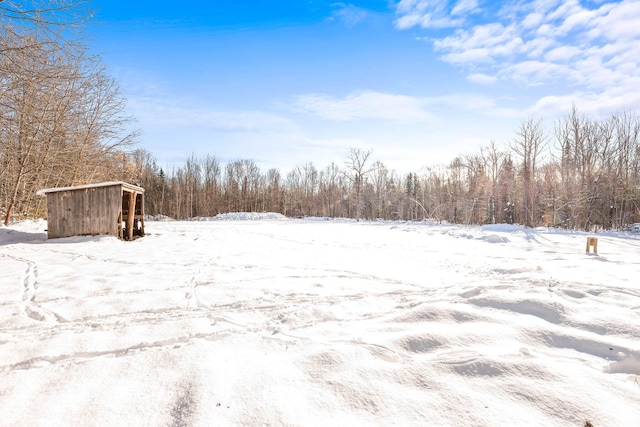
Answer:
(132, 107, 640, 231)
(1, 2, 639, 231)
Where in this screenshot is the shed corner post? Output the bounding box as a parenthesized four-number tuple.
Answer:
(140, 193, 145, 236)
(126, 190, 136, 241)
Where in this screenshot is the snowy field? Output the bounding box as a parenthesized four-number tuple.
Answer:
(1, 214, 639, 426)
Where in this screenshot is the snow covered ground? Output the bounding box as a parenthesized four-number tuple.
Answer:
(1, 214, 639, 426)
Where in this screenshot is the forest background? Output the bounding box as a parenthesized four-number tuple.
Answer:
(1, 1, 639, 231)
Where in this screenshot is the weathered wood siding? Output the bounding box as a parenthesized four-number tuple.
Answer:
(46, 185, 122, 239)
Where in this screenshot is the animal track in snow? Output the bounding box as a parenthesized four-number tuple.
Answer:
(3, 254, 62, 323)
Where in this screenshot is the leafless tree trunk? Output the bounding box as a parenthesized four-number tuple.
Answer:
(481, 142, 505, 224)
(510, 118, 548, 227)
(345, 147, 373, 220)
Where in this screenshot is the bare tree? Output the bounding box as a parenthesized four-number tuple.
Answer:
(202, 154, 221, 216)
(0, 1, 89, 51)
(345, 147, 374, 220)
(285, 162, 319, 217)
(510, 118, 548, 227)
(221, 159, 262, 214)
(370, 161, 390, 219)
(610, 112, 640, 229)
(265, 168, 282, 213)
(480, 141, 505, 224)
(1, 41, 137, 226)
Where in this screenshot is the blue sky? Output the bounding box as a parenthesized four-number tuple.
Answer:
(87, 0, 640, 173)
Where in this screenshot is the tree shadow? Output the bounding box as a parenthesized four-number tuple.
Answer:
(0, 226, 112, 246)
(0, 228, 47, 246)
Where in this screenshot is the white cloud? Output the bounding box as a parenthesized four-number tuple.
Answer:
(522, 37, 556, 59)
(521, 12, 543, 29)
(394, 0, 467, 29)
(451, 0, 480, 16)
(557, 8, 596, 34)
(467, 73, 497, 84)
(434, 23, 525, 64)
(330, 3, 369, 27)
(293, 90, 512, 122)
(396, 0, 444, 15)
(545, 0, 582, 24)
(587, 0, 640, 41)
(127, 97, 297, 132)
(527, 88, 640, 119)
(501, 61, 575, 86)
(394, 0, 640, 114)
(440, 47, 492, 64)
(431, 93, 496, 110)
(395, 13, 463, 29)
(293, 91, 434, 122)
(544, 45, 581, 62)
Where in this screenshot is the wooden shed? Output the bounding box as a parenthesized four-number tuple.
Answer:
(37, 181, 145, 240)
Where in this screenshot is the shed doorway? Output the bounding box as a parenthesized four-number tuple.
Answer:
(119, 187, 145, 240)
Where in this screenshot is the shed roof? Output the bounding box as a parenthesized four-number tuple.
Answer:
(36, 181, 145, 196)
